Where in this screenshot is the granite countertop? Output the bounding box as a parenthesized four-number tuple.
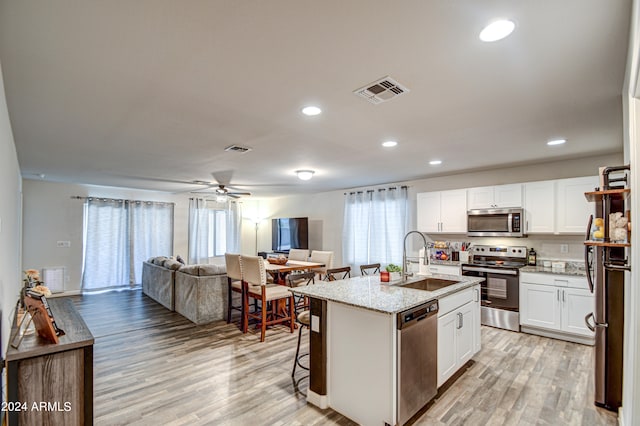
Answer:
(520, 263, 586, 277)
(290, 274, 483, 315)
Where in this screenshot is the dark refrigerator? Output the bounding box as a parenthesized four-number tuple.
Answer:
(584, 165, 629, 411)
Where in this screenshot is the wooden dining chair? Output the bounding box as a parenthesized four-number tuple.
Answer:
(224, 253, 244, 329)
(324, 266, 351, 281)
(287, 271, 315, 310)
(242, 255, 295, 342)
(360, 263, 381, 276)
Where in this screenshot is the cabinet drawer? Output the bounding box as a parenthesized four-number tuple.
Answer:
(438, 287, 474, 317)
(520, 272, 589, 290)
(429, 265, 461, 276)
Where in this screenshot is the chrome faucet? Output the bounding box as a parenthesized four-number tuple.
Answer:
(402, 230, 428, 281)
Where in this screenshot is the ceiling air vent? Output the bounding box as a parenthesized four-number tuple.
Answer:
(224, 144, 253, 153)
(353, 76, 409, 104)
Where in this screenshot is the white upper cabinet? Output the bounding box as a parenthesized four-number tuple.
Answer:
(467, 184, 522, 209)
(524, 180, 555, 233)
(523, 176, 599, 234)
(555, 176, 599, 234)
(417, 189, 467, 233)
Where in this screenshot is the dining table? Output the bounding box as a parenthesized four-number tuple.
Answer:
(264, 259, 325, 285)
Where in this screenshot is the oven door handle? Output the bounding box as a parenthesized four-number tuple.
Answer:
(461, 266, 518, 275)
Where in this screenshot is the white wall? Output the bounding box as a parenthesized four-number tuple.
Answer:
(21, 180, 195, 293)
(24, 153, 620, 295)
(259, 153, 622, 267)
(0, 60, 22, 359)
(21, 181, 262, 293)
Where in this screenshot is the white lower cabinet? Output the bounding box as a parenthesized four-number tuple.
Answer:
(520, 272, 594, 344)
(427, 264, 461, 276)
(437, 285, 480, 387)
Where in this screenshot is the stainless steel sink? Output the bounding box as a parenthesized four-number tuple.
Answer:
(399, 278, 459, 291)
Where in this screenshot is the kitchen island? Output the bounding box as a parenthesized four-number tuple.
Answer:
(291, 273, 483, 426)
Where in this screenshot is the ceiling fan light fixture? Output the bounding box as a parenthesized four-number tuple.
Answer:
(479, 19, 515, 42)
(296, 170, 315, 181)
(216, 194, 228, 203)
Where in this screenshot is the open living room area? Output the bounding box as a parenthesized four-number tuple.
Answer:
(2, 1, 640, 425)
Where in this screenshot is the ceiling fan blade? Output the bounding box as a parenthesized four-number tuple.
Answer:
(228, 192, 251, 196)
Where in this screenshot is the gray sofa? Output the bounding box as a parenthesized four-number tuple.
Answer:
(174, 264, 228, 325)
(142, 257, 229, 325)
(142, 257, 182, 310)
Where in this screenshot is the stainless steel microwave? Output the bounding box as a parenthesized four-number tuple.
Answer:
(467, 208, 524, 237)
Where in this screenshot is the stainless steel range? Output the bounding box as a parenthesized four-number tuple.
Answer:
(461, 245, 528, 332)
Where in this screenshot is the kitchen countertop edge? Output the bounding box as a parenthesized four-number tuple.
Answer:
(290, 274, 483, 315)
(520, 265, 587, 277)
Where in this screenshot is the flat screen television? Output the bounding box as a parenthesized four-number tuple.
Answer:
(272, 217, 308, 253)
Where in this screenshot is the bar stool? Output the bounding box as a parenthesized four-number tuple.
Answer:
(360, 263, 381, 275)
(225, 253, 244, 330)
(292, 309, 310, 376)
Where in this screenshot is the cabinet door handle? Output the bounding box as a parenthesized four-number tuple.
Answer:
(457, 312, 463, 329)
(557, 289, 560, 302)
(474, 288, 479, 302)
(562, 290, 566, 303)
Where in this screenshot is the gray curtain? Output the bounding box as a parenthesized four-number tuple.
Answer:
(342, 187, 408, 273)
(81, 198, 174, 291)
(188, 198, 210, 264)
(226, 201, 242, 254)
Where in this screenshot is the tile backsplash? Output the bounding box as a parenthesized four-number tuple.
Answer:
(425, 234, 586, 262)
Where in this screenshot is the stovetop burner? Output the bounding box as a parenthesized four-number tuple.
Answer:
(464, 244, 528, 269)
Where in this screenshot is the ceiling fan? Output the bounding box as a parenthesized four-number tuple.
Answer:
(192, 183, 251, 200)
(189, 170, 252, 201)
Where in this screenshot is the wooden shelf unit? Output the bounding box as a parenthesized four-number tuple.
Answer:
(584, 240, 631, 248)
(584, 188, 630, 202)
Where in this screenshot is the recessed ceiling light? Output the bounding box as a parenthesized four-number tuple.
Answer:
(429, 160, 442, 166)
(296, 170, 315, 180)
(479, 19, 515, 42)
(382, 141, 398, 148)
(301, 106, 322, 116)
(547, 139, 567, 146)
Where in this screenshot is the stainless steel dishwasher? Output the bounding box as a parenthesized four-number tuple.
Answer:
(397, 299, 439, 425)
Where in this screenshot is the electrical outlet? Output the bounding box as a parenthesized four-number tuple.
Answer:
(56, 241, 71, 248)
(560, 244, 569, 253)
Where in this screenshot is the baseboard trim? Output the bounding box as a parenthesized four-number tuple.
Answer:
(521, 325, 595, 346)
(49, 290, 82, 297)
(306, 389, 328, 409)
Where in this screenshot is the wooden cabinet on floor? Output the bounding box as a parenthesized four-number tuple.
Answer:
(5, 298, 94, 426)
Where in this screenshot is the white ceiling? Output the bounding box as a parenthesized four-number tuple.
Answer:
(0, 1, 632, 197)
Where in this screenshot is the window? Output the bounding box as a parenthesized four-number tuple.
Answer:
(342, 187, 408, 272)
(81, 198, 174, 291)
(208, 209, 227, 257)
(189, 198, 242, 264)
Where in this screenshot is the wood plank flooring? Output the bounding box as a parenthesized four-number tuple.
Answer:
(67, 289, 618, 425)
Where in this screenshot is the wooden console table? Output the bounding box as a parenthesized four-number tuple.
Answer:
(5, 298, 94, 425)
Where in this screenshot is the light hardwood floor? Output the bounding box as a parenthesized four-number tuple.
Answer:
(68, 290, 617, 425)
